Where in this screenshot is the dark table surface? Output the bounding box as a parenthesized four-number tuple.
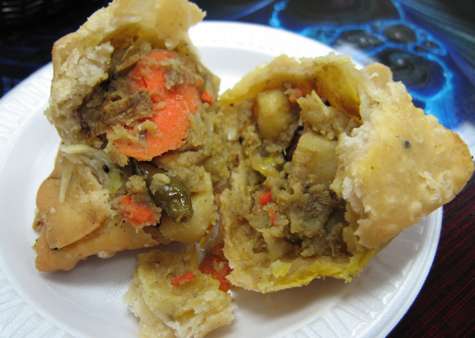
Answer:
(0, 1, 474, 337)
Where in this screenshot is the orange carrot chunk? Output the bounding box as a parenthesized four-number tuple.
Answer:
(199, 244, 232, 292)
(114, 50, 201, 161)
(171, 271, 195, 287)
(119, 195, 156, 227)
(201, 90, 214, 104)
(259, 191, 272, 206)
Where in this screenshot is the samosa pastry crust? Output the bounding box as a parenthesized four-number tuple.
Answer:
(219, 55, 473, 292)
(33, 0, 227, 271)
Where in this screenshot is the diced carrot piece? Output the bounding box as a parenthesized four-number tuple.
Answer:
(113, 50, 201, 161)
(201, 90, 214, 104)
(199, 244, 232, 292)
(259, 191, 272, 206)
(210, 243, 225, 257)
(171, 271, 195, 287)
(119, 195, 156, 227)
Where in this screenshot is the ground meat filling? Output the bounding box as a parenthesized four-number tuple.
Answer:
(235, 83, 361, 260)
(77, 75, 153, 137)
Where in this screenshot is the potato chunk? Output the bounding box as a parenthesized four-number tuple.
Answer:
(291, 132, 337, 184)
(255, 89, 292, 140)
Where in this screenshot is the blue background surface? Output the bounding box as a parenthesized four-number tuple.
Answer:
(196, 0, 475, 145)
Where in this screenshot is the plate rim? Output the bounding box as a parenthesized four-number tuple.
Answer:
(0, 21, 442, 338)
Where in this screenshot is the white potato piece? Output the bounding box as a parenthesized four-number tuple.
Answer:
(291, 132, 337, 185)
(256, 89, 293, 140)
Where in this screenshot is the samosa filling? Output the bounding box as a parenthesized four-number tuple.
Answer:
(49, 43, 221, 243)
(76, 42, 216, 163)
(226, 82, 361, 260)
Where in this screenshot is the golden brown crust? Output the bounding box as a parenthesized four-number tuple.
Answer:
(220, 54, 473, 292)
(125, 249, 233, 338)
(47, 0, 205, 143)
(34, 150, 159, 272)
(220, 55, 310, 105)
(35, 156, 111, 249)
(333, 64, 474, 248)
(35, 219, 158, 272)
(220, 55, 375, 292)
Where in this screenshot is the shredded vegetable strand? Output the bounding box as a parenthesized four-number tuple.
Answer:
(59, 161, 73, 203)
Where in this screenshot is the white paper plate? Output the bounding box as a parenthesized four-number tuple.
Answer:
(0, 22, 441, 338)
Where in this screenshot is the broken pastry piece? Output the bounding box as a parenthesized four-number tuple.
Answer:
(219, 55, 473, 293)
(125, 248, 233, 338)
(33, 0, 226, 271)
(34, 151, 159, 272)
